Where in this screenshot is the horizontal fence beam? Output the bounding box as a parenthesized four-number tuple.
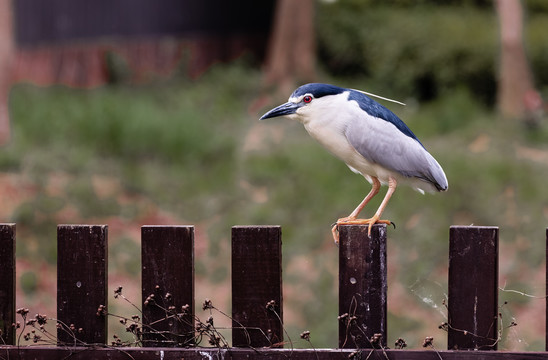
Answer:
(3, 347, 548, 360)
(0, 223, 16, 345)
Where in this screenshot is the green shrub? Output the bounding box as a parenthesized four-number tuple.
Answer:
(317, 3, 548, 102)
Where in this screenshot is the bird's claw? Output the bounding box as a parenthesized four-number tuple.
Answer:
(331, 218, 394, 244)
(331, 224, 340, 246)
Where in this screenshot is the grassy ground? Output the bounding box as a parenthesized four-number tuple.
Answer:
(3, 62, 548, 350)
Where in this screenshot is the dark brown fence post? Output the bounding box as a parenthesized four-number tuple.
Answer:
(57, 225, 108, 345)
(448, 226, 498, 350)
(0, 223, 15, 345)
(546, 227, 548, 351)
(141, 225, 195, 347)
(232, 226, 282, 348)
(338, 224, 387, 349)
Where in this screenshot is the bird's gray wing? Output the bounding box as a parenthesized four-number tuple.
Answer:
(345, 115, 447, 191)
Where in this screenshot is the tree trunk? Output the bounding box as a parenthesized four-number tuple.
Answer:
(495, 0, 541, 123)
(263, 0, 316, 92)
(0, 0, 14, 145)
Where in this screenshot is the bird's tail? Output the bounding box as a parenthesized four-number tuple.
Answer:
(427, 155, 448, 192)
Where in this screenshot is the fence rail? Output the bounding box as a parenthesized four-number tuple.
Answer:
(0, 222, 547, 359)
(3, 346, 548, 359)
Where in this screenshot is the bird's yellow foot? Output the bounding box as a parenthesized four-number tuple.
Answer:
(331, 216, 393, 244)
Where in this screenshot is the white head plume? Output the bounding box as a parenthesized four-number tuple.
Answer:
(352, 89, 406, 106)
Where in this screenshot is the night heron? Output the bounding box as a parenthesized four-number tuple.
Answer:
(260, 83, 448, 243)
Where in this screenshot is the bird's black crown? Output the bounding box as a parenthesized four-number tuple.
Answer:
(291, 83, 345, 99)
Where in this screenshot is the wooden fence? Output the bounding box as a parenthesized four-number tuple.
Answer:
(1, 223, 547, 359)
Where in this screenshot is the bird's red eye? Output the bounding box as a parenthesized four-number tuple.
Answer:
(303, 95, 313, 103)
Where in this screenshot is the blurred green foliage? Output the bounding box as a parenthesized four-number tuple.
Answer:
(20, 271, 38, 296)
(317, 1, 548, 103)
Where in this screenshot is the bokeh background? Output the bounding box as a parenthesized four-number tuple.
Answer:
(1, 0, 548, 351)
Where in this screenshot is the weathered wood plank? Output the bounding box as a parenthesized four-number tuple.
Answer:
(141, 225, 195, 347)
(448, 226, 498, 350)
(232, 225, 282, 347)
(338, 224, 387, 348)
(3, 346, 548, 360)
(57, 225, 108, 345)
(0, 223, 16, 345)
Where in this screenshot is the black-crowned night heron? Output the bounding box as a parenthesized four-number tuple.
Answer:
(260, 83, 448, 243)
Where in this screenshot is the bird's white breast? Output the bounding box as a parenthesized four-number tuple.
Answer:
(298, 94, 382, 181)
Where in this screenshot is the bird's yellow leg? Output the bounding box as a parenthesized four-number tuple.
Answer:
(331, 177, 380, 244)
(337, 177, 381, 223)
(332, 177, 397, 243)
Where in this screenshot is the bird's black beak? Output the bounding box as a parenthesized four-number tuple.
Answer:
(260, 102, 300, 120)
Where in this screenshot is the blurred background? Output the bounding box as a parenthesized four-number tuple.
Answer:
(1, 0, 548, 351)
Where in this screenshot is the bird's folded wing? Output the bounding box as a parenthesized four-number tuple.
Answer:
(345, 115, 447, 191)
